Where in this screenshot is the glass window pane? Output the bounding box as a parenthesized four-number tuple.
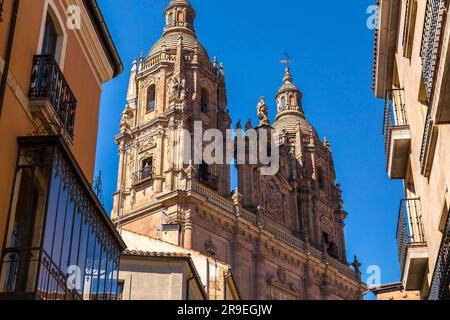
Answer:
(42, 172, 61, 256)
(89, 235, 102, 300)
(97, 244, 108, 300)
(76, 218, 89, 297)
(60, 197, 75, 280)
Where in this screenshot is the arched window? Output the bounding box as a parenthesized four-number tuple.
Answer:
(200, 89, 209, 113)
(168, 12, 174, 23)
(318, 167, 325, 190)
(290, 94, 296, 106)
(177, 11, 184, 23)
(141, 157, 153, 180)
(280, 96, 287, 110)
(147, 85, 156, 112)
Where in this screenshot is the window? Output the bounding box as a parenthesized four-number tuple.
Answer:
(117, 281, 125, 300)
(0, 138, 123, 300)
(199, 162, 209, 181)
(168, 12, 174, 23)
(147, 85, 156, 112)
(318, 167, 325, 190)
(403, 0, 417, 59)
(178, 11, 184, 23)
(201, 89, 209, 113)
(142, 158, 153, 180)
(42, 16, 58, 57)
(280, 97, 287, 110)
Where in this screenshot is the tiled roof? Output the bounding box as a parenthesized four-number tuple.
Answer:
(122, 250, 191, 258)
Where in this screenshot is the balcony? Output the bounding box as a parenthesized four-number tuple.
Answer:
(429, 208, 450, 300)
(0, 136, 126, 300)
(28, 55, 77, 139)
(132, 167, 154, 186)
(421, 0, 447, 102)
(383, 89, 411, 179)
(396, 199, 428, 291)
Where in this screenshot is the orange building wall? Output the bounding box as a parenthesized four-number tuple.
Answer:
(0, 0, 112, 251)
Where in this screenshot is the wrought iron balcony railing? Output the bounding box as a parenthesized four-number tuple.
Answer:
(421, 0, 448, 102)
(133, 167, 154, 185)
(420, 112, 433, 175)
(396, 198, 426, 273)
(28, 55, 77, 139)
(198, 170, 219, 191)
(429, 209, 450, 300)
(383, 89, 408, 158)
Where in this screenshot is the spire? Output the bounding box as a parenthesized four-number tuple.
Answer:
(126, 58, 138, 105)
(283, 66, 293, 83)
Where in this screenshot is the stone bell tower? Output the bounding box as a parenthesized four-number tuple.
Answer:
(237, 66, 348, 263)
(112, 0, 231, 244)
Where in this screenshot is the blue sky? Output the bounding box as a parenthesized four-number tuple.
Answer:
(95, 0, 404, 297)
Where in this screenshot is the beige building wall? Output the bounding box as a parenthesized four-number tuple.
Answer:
(119, 254, 206, 300)
(373, 0, 450, 299)
(121, 230, 241, 300)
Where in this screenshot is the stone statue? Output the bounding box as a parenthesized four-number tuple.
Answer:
(257, 96, 270, 126)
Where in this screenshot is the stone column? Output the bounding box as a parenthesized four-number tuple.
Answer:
(155, 130, 165, 193)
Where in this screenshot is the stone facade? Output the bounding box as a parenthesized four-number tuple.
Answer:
(112, 0, 365, 300)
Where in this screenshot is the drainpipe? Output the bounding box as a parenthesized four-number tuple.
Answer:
(0, 0, 20, 117)
(186, 274, 194, 301)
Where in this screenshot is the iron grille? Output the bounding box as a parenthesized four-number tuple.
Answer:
(429, 210, 450, 300)
(383, 89, 408, 161)
(396, 199, 425, 273)
(419, 112, 433, 174)
(420, 0, 448, 102)
(29, 55, 77, 139)
(133, 167, 154, 185)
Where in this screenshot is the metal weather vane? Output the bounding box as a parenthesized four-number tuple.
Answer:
(280, 51, 293, 67)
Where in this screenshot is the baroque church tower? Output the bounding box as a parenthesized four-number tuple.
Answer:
(112, 0, 365, 300)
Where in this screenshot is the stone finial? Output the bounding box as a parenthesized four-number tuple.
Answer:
(236, 119, 242, 130)
(257, 96, 270, 126)
(224, 108, 232, 128)
(324, 137, 331, 149)
(283, 66, 293, 83)
(213, 56, 218, 69)
(352, 256, 362, 276)
(245, 119, 253, 130)
(185, 160, 196, 179)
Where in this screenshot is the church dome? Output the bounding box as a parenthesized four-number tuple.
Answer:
(148, 32, 209, 58)
(273, 115, 319, 139)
